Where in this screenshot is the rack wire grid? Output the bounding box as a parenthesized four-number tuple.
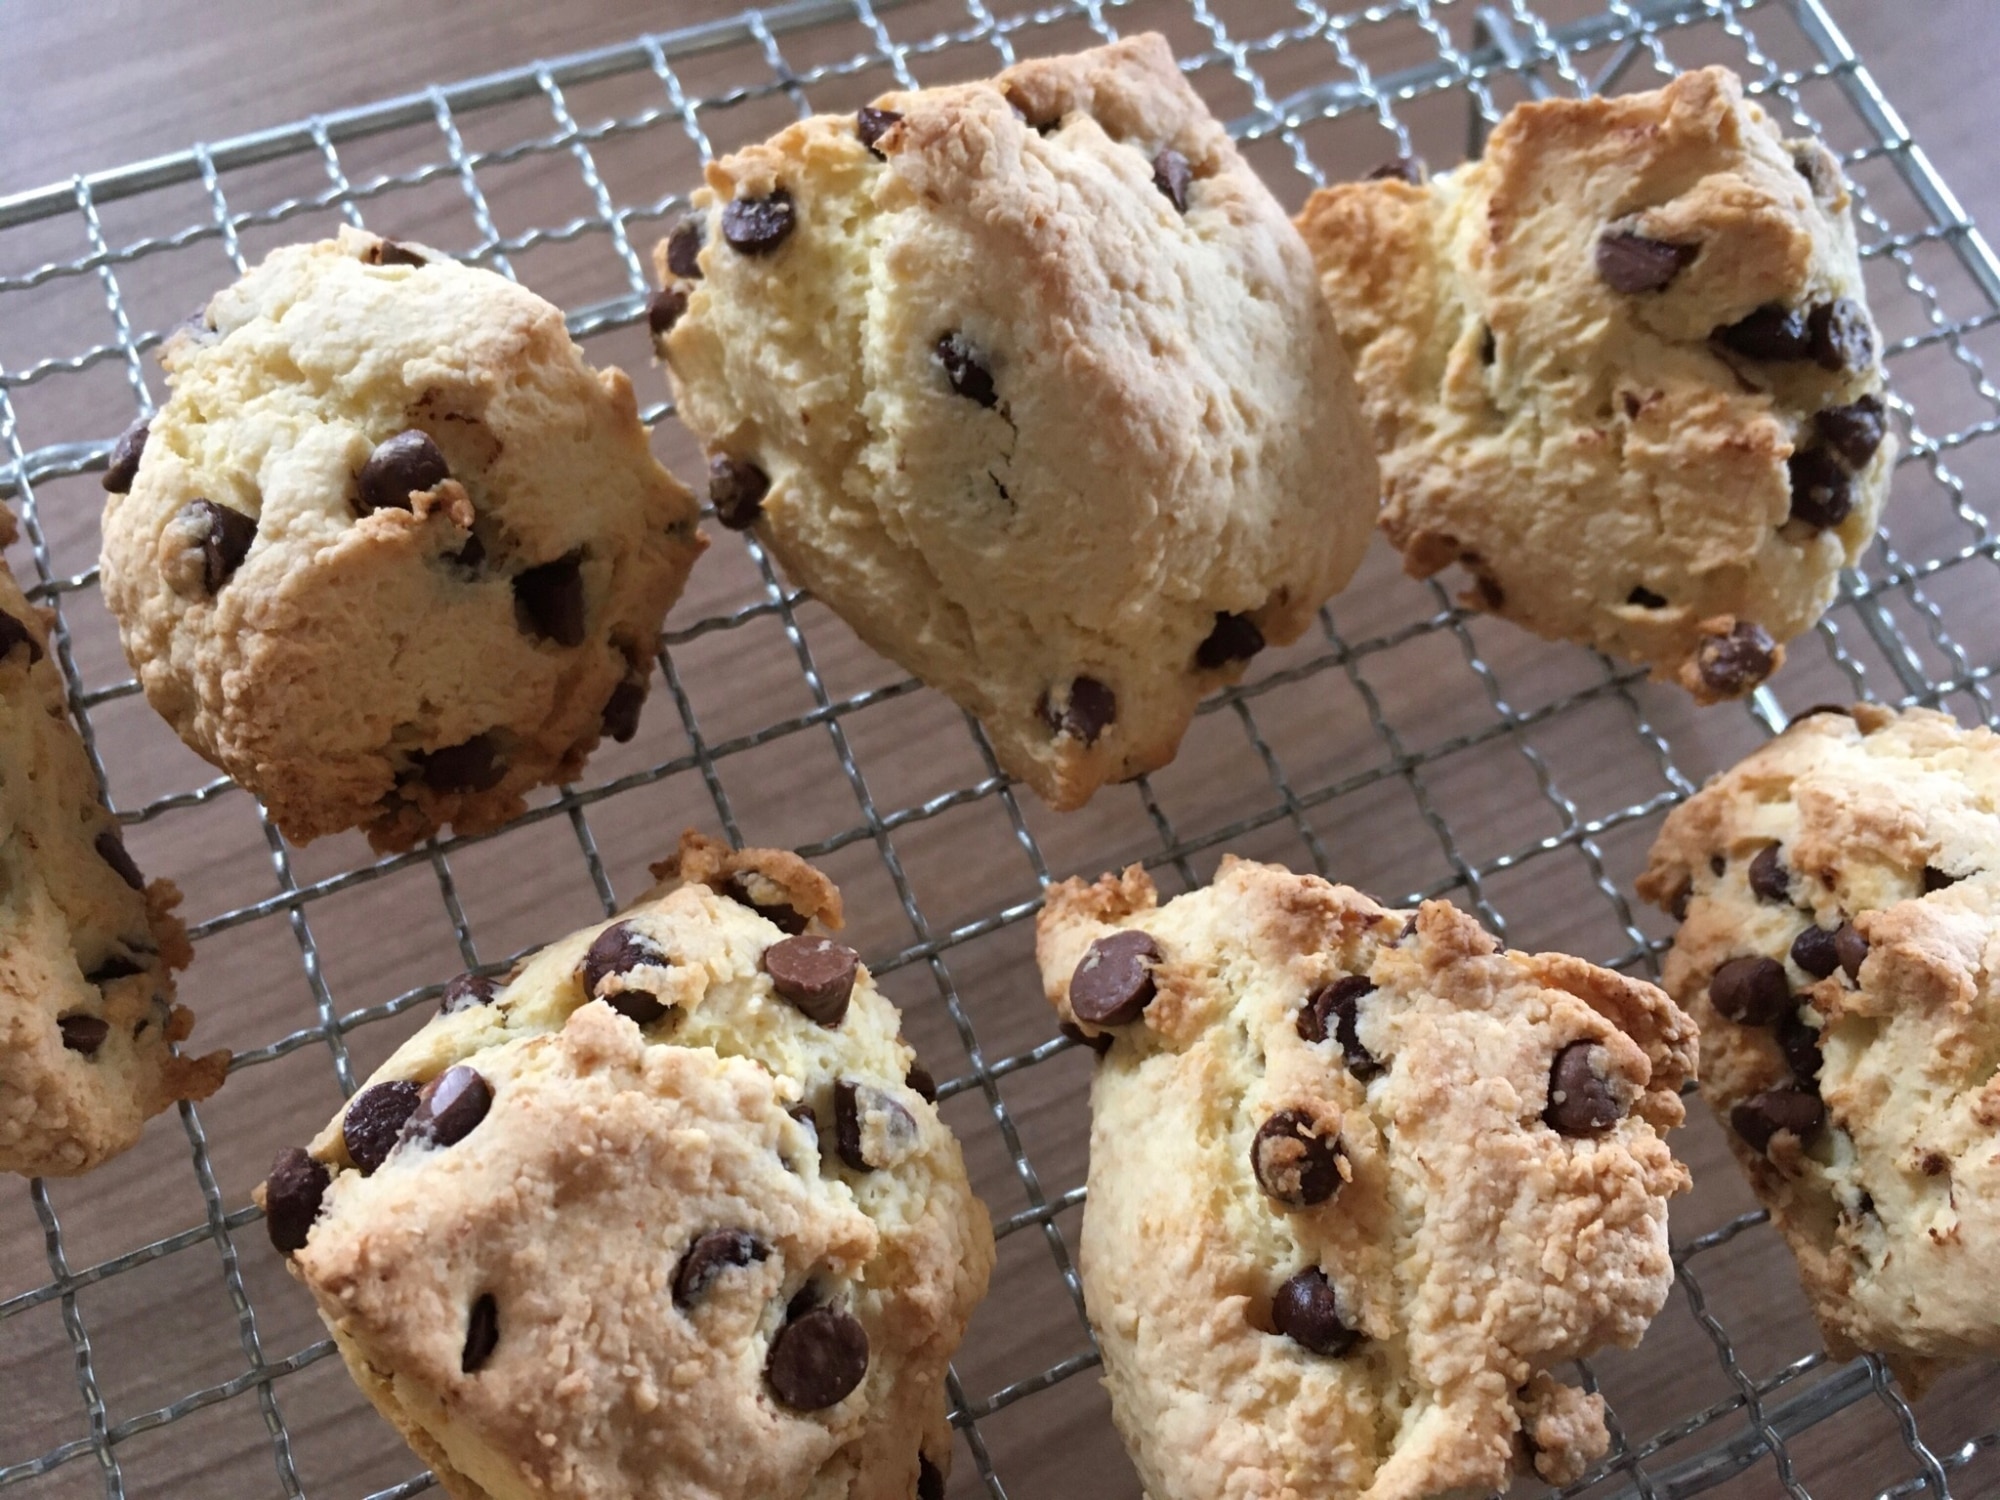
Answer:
(0, 0, 1996, 1496)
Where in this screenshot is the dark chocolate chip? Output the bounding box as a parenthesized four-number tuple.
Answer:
(86, 955, 145, 985)
(1271, 1267, 1359, 1356)
(1777, 1009, 1822, 1087)
(1151, 148, 1192, 214)
(1670, 882, 1692, 922)
(264, 1147, 330, 1255)
(1297, 976, 1381, 1080)
(1835, 921, 1869, 980)
(1696, 621, 1777, 699)
(402, 1065, 492, 1149)
(647, 286, 689, 337)
(672, 1228, 769, 1309)
(513, 550, 586, 646)
(766, 1303, 869, 1410)
(1731, 1087, 1825, 1154)
(1710, 853, 1727, 877)
(1788, 447, 1853, 530)
(1544, 1041, 1622, 1136)
(182, 499, 257, 593)
(419, 732, 505, 794)
(1366, 156, 1423, 184)
(343, 1080, 422, 1174)
(918, 1454, 945, 1500)
(1068, 930, 1162, 1027)
(462, 1293, 499, 1372)
(905, 1063, 938, 1104)
(449, 532, 486, 572)
(441, 972, 497, 1015)
(1039, 676, 1116, 746)
(1627, 586, 1668, 609)
(1749, 844, 1791, 904)
(1251, 1110, 1344, 1208)
(95, 829, 145, 891)
(1923, 864, 1962, 894)
(721, 190, 795, 255)
(370, 239, 429, 268)
(724, 874, 808, 935)
(0, 610, 41, 666)
(1809, 298, 1874, 373)
(1709, 955, 1792, 1026)
(1790, 925, 1841, 980)
(788, 1103, 820, 1149)
(102, 419, 149, 494)
(709, 455, 770, 530)
(1059, 1020, 1113, 1057)
(601, 678, 646, 743)
(1816, 395, 1886, 469)
(58, 1014, 109, 1056)
(764, 935, 860, 1027)
(1714, 303, 1813, 361)
(833, 1079, 917, 1172)
(857, 106, 903, 157)
(580, 921, 671, 1027)
(935, 332, 997, 408)
(665, 217, 705, 279)
(1195, 612, 1265, 670)
(1595, 231, 1698, 294)
(1480, 325, 1496, 365)
(356, 429, 450, 515)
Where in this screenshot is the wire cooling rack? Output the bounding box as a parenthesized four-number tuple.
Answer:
(1, 1, 1997, 1496)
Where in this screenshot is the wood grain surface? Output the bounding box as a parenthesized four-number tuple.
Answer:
(2, 3, 1998, 1498)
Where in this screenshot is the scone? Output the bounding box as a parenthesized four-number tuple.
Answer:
(1296, 67, 1892, 702)
(101, 226, 705, 850)
(0, 534, 226, 1176)
(261, 833, 992, 1500)
(1639, 704, 2000, 1389)
(1036, 856, 1697, 1499)
(653, 34, 1377, 808)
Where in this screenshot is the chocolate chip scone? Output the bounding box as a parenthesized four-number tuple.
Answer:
(653, 34, 1376, 809)
(101, 226, 705, 851)
(261, 833, 992, 1500)
(0, 535, 225, 1176)
(1296, 67, 1892, 702)
(1037, 856, 1696, 1498)
(1639, 704, 2000, 1389)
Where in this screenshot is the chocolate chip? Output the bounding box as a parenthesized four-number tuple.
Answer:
(1039, 676, 1116, 746)
(1710, 955, 1792, 1026)
(672, 1229, 769, 1309)
(369, 239, 429, 268)
(724, 874, 808, 935)
(402, 1065, 492, 1149)
(647, 285, 689, 336)
(1068, 930, 1161, 1027)
(764, 935, 860, 1026)
(1696, 621, 1777, 698)
(182, 499, 257, 593)
(58, 1014, 109, 1056)
(462, 1293, 499, 1372)
(721, 190, 795, 255)
(95, 829, 145, 891)
(665, 217, 705, 279)
(1816, 395, 1886, 469)
(1251, 1110, 1344, 1208)
(1297, 976, 1381, 1080)
(449, 532, 486, 572)
(1151, 148, 1192, 214)
(1627, 586, 1668, 609)
(0, 610, 41, 666)
(1923, 864, 1962, 893)
(1749, 845, 1791, 904)
(86, 955, 144, 985)
(264, 1148, 330, 1255)
(935, 332, 997, 408)
(1366, 156, 1422, 183)
(1669, 882, 1691, 922)
(1710, 853, 1727, 877)
(440, 973, 496, 1015)
(709, 455, 770, 530)
(1544, 1041, 1622, 1136)
(766, 1302, 869, 1410)
(1595, 231, 1697, 294)
(1059, 1020, 1113, 1057)
(857, 106, 903, 157)
(356, 430, 449, 515)
(102, 419, 149, 494)
(343, 1080, 422, 1174)
(1777, 1009, 1822, 1087)
(833, 1079, 917, 1171)
(1788, 447, 1853, 530)
(905, 1063, 938, 1104)
(1809, 298, 1874, 373)
(788, 1103, 820, 1149)
(1835, 921, 1869, 980)
(918, 1454, 945, 1500)
(601, 678, 646, 743)
(419, 732, 505, 794)
(513, 550, 586, 646)
(1271, 1267, 1359, 1356)
(1714, 303, 1813, 361)
(580, 921, 671, 1027)
(1480, 325, 1496, 364)
(1195, 612, 1265, 670)
(1790, 925, 1841, 980)
(1732, 1087, 1825, 1154)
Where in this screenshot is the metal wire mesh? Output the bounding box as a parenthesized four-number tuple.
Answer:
(0, 0, 1996, 1496)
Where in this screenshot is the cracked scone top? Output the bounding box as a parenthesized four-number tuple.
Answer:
(1037, 857, 1697, 1500)
(0, 535, 225, 1176)
(653, 34, 1377, 809)
(100, 227, 705, 851)
(1640, 705, 2000, 1390)
(261, 834, 992, 1500)
(1296, 67, 1892, 702)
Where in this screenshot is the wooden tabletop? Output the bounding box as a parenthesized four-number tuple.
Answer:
(2, 3, 1998, 1498)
